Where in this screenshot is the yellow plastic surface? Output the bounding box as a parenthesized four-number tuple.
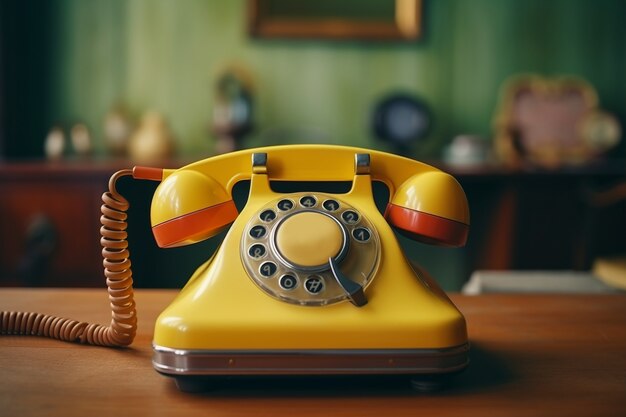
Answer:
(161, 145, 453, 198)
(151, 144, 469, 227)
(151, 170, 232, 226)
(391, 171, 470, 225)
(275, 212, 343, 267)
(152, 145, 469, 351)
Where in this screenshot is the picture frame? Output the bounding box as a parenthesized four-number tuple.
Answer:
(492, 74, 620, 168)
(248, 0, 422, 41)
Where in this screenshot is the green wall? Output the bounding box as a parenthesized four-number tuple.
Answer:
(44, 0, 626, 159)
(3, 0, 624, 289)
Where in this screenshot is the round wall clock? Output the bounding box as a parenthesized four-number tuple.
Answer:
(372, 93, 432, 152)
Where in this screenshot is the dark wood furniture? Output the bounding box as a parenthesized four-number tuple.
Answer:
(1, 288, 625, 416)
(0, 161, 125, 287)
(1, 160, 625, 288)
(452, 160, 626, 272)
(0, 159, 222, 288)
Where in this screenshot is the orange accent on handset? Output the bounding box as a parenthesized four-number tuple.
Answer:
(384, 203, 469, 247)
(132, 166, 164, 181)
(152, 200, 239, 248)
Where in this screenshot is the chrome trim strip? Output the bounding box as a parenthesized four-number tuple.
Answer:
(251, 152, 268, 174)
(354, 153, 371, 175)
(152, 343, 470, 376)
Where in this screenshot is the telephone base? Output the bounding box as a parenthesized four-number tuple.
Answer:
(153, 343, 469, 391)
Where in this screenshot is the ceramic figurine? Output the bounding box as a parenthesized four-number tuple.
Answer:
(70, 124, 92, 156)
(128, 112, 175, 164)
(44, 126, 66, 160)
(104, 106, 133, 156)
(212, 66, 254, 154)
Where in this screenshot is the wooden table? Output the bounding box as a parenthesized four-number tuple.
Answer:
(1, 289, 625, 417)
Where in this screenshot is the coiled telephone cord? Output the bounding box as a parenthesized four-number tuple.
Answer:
(0, 170, 137, 347)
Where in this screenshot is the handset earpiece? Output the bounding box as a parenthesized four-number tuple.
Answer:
(384, 171, 470, 247)
(150, 170, 238, 248)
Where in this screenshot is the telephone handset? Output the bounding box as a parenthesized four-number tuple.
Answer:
(2, 145, 470, 391)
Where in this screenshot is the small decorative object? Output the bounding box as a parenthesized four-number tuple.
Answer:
(70, 124, 92, 156)
(44, 126, 66, 160)
(443, 135, 489, 167)
(493, 74, 621, 168)
(128, 111, 175, 164)
(372, 93, 431, 155)
(211, 64, 254, 154)
(579, 110, 621, 154)
(17, 214, 57, 286)
(104, 105, 133, 156)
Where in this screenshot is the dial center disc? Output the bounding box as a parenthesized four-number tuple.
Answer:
(274, 211, 344, 268)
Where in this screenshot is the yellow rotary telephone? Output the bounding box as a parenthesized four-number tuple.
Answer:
(2, 145, 470, 391)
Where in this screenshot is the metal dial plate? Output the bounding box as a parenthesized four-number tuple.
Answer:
(240, 192, 380, 306)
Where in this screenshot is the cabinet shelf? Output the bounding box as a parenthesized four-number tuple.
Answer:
(1, 159, 624, 289)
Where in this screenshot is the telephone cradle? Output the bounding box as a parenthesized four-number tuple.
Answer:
(1, 145, 470, 392)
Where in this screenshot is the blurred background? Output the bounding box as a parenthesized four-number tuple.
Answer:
(1, 0, 625, 292)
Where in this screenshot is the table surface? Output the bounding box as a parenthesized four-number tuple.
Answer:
(1, 289, 625, 417)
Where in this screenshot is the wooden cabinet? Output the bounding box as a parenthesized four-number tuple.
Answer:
(455, 162, 626, 274)
(0, 162, 124, 287)
(0, 160, 220, 289)
(1, 160, 625, 289)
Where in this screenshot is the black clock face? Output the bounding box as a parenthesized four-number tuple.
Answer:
(373, 94, 431, 147)
(385, 102, 429, 143)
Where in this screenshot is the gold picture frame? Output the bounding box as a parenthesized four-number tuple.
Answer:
(492, 74, 620, 168)
(248, 0, 422, 41)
